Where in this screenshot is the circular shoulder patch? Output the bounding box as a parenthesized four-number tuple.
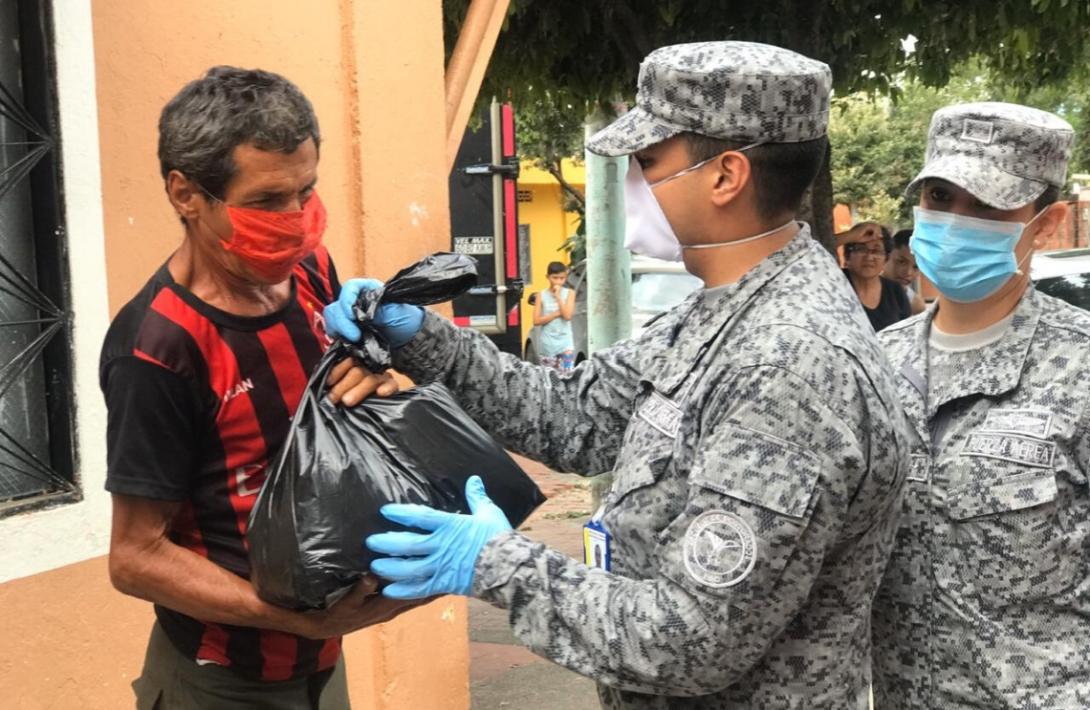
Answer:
(682, 511, 757, 589)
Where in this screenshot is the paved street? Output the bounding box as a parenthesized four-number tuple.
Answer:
(470, 457, 601, 709)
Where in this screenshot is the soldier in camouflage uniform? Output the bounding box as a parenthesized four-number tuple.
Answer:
(327, 42, 909, 709)
(871, 103, 1089, 708)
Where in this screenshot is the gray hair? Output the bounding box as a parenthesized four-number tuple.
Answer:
(158, 66, 320, 200)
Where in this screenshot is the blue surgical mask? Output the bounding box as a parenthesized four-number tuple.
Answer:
(910, 206, 1037, 303)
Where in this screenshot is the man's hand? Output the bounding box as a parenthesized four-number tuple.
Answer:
(326, 358, 399, 407)
(290, 576, 425, 639)
(836, 222, 883, 247)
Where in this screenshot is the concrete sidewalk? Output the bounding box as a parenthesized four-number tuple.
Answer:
(469, 457, 601, 709)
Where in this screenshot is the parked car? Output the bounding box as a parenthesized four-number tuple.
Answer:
(524, 256, 704, 364)
(1031, 248, 1090, 311)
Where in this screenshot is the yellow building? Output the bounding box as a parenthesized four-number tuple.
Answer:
(517, 158, 585, 348)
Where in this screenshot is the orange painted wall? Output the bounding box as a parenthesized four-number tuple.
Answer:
(0, 556, 465, 709)
(0, 1, 469, 708)
(93, 1, 457, 312)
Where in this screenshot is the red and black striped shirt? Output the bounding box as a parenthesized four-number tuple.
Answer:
(100, 246, 342, 681)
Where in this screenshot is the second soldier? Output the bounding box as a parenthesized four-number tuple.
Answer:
(873, 102, 1090, 709)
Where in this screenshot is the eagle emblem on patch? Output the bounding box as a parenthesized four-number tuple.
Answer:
(682, 511, 756, 589)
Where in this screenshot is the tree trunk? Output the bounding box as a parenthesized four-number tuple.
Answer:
(799, 141, 836, 254)
(547, 161, 586, 211)
(781, 7, 836, 254)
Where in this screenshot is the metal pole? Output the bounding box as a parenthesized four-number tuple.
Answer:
(584, 112, 630, 505)
(584, 113, 631, 355)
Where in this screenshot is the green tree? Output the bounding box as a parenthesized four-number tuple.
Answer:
(1002, 72, 1090, 177)
(830, 64, 989, 227)
(514, 88, 588, 260)
(830, 56, 1090, 229)
(444, 0, 1090, 249)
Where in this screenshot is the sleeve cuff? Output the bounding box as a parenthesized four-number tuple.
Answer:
(391, 310, 459, 382)
(105, 474, 188, 501)
(471, 531, 538, 599)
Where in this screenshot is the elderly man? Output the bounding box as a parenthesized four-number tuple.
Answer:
(101, 67, 399, 709)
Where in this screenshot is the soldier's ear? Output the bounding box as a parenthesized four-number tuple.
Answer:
(709, 151, 751, 209)
(1031, 202, 1069, 250)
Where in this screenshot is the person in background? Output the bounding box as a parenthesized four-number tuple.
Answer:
(885, 228, 927, 314)
(842, 226, 912, 331)
(533, 261, 576, 371)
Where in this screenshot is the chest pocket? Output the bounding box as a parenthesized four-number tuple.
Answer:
(610, 390, 682, 497)
(943, 468, 1079, 607)
(603, 389, 689, 573)
(690, 425, 821, 519)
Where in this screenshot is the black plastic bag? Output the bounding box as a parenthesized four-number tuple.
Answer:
(248, 252, 545, 610)
(350, 252, 478, 373)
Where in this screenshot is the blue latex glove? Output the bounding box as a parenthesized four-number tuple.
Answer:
(366, 476, 513, 599)
(323, 277, 425, 348)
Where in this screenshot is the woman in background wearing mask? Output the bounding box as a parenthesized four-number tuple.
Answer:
(871, 102, 1090, 710)
(840, 225, 911, 331)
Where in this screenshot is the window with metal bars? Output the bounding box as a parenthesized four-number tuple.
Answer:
(0, 0, 77, 515)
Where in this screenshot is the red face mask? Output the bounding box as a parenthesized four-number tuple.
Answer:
(219, 192, 327, 282)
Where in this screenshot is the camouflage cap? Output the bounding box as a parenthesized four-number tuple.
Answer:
(907, 102, 1074, 210)
(586, 41, 831, 157)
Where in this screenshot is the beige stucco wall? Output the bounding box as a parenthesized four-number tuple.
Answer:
(0, 1, 469, 708)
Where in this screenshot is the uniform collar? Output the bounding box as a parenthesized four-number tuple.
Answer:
(645, 222, 814, 397)
(899, 286, 1041, 424)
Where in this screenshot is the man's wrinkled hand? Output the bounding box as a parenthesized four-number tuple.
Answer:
(326, 358, 399, 407)
(291, 575, 425, 639)
(841, 222, 882, 245)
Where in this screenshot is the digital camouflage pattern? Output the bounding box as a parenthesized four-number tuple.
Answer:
(873, 288, 1090, 709)
(586, 41, 831, 157)
(905, 102, 1074, 210)
(393, 226, 909, 709)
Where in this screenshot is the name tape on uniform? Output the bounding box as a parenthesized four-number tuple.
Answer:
(638, 390, 682, 438)
(978, 408, 1052, 438)
(961, 432, 1056, 469)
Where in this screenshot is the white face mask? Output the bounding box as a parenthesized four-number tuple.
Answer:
(622, 146, 792, 261)
(623, 158, 683, 260)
